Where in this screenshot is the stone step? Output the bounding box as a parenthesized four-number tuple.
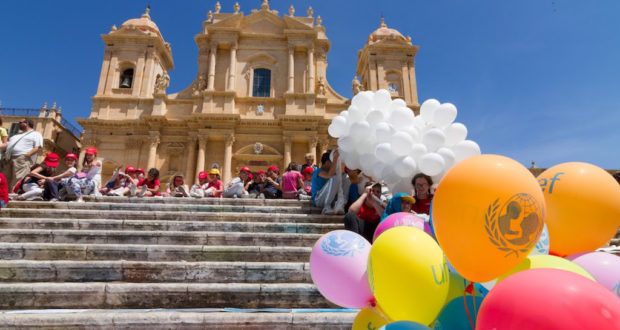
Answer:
(0, 283, 334, 309)
(0, 243, 312, 262)
(0, 310, 355, 329)
(1, 208, 341, 223)
(0, 217, 342, 234)
(0, 260, 312, 283)
(82, 195, 314, 206)
(7, 201, 321, 215)
(0, 229, 322, 247)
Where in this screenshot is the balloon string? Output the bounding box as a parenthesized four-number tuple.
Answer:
(368, 298, 391, 322)
(463, 282, 475, 330)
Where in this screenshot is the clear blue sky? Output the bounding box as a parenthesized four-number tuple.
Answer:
(1, 1, 618, 169)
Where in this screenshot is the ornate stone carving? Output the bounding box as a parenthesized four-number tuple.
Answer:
(308, 136, 318, 149)
(261, 0, 269, 10)
(352, 76, 362, 95)
(307, 6, 313, 18)
(206, 10, 213, 22)
(154, 71, 170, 94)
(193, 73, 207, 95)
(256, 104, 264, 115)
(225, 134, 235, 147)
(316, 16, 322, 26)
(149, 134, 160, 147)
(214, 2, 221, 13)
(317, 77, 325, 96)
(233, 2, 240, 14)
(253, 142, 264, 154)
(288, 5, 294, 16)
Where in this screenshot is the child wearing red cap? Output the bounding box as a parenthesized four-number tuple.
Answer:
(299, 166, 314, 200)
(16, 153, 60, 201)
(65, 147, 102, 202)
(48, 153, 78, 201)
(190, 171, 209, 198)
(263, 165, 281, 199)
(0, 173, 8, 208)
(137, 168, 161, 197)
(281, 162, 304, 199)
(247, 170, 265, 198)
(222, 166, 250, 198)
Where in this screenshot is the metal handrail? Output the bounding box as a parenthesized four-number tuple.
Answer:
(0, 107, 83, 137)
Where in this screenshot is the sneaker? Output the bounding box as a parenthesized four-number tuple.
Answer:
(258, 193, 265, 200)
(49, 198, 59, 202)
(322, 206, 335, 215)
(77, 199, 85, 203)
(299, 194, 312, 201)
(177, 186, 187, 197)
(130, 184, 137, 197)
(232, 194, 238, 199)
(138, 185, 147, 197)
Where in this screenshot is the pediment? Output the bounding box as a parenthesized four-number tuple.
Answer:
(241, 11, 285, 35)
(283, 16, 315, 30)
(209, 13, 242, 29)
(246, 52, 277, 64)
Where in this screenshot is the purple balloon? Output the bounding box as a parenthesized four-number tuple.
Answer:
(567, 251, 620, 297)
(310, 230, 374, 308)
(373, 212, 431, 242)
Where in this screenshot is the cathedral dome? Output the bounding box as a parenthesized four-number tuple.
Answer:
(368, 18, 408, 45)
(120, 8, 163, 38)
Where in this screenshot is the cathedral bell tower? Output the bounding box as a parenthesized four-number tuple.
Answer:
(355, 18, 419, 111)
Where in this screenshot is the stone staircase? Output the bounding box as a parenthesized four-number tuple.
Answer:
(0, 197, 356, 329)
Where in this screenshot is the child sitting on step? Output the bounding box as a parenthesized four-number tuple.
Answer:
(17, 153, 59, 201)
(222, 166, 250, 198)
(137, 168, 161, 197)
(204, 168, 223, 198)
(65, 147, 102, 203)
(163, 174, 189, 197)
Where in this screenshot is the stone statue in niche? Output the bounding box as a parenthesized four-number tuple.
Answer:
(256, 104, 264, 115)
(154, 71, 170, 94)
(193, 73, 207, 95)
(352, 76, 362, 95)
(317, 77, 326, 96)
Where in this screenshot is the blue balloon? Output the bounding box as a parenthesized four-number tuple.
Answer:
(433, 295, 483, 330)
(380, 321, 431, 330)
(428, 199, 436, 237)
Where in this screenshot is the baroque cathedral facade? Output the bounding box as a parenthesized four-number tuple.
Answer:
(77, 1, 420, 183)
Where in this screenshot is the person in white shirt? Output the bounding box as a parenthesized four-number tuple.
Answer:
(3, 118, 43, 191)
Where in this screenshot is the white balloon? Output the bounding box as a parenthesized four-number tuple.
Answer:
(375, 122, 393, 143)
(389, 98, 407, 110)
(422, 128, 446, 152)
(452, 140, 481, 162)
(337, 136, 355, 153)
(350, 120, 371, 141)
(409, 143, 428, 161)
(328, 116, 348, 138)
(381, 166, 400, 184)
(388, 107, 415, 129)
(374, 143, 396, 164)
(412, 116, 426, 129)
(444, 122, 468, 146)
(344, 154, 361, 170)
(360, 153, 378, 173)
(419, 153, 445, 176)
(436, 147, 456, 171)
(403, 126, 421, 143)
(431, 171, 445, 185)
(351, 91, 374, 112)
(391, 132, 414, 156)
(373, 89, 393, 110)
(433, 103, 458, 127)
(390, 180, 414, 195)
(394, 156, 417, 178)
(420, 99, 440, 123)
(366, 109, 385, 124)
(355, 137, 374, 155)
(372, 162, 386, 180)
(339, 110, 349, 119)
(348, 105, 366, 121)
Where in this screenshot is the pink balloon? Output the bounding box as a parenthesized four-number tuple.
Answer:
(310, 230, 374, 308)
(476, 268, 620, 330)
(567, 251, 620, 297)
(373, 212, 431, 242)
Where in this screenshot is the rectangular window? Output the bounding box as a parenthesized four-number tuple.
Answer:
(252, 68, 271, 97)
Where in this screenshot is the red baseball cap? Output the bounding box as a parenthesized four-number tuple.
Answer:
(125, 166, 136, 173)
(44, 153, 60, 167)
(268, 165, 279, 173)
(303, 167, 314, 175)
(65, 153, 78, 160)
(198, 171, 208, 179)
(136, 168, 145, 174)
(248, 173, 253, 179)
(240, 166, 251, 173)
(85, 147, 98, 155)
(257, 170, 266, 175)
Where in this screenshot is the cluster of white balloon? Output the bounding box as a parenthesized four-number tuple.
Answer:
(328, 89, 481, 193)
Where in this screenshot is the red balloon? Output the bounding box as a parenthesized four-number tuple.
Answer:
(476, 268, 620, 330)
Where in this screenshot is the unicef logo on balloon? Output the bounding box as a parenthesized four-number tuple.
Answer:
(320, 231, 367, 258)
(484, 193, 544, 258)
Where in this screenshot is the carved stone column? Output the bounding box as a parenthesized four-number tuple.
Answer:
(196, 135, 208, 175)
(207, 44, 217, 90)
(185, 135, 198, 183)
(308, 136, 318, 158)
(307, 47, 314, 93)
(223, 134, 235, 183)
(283, 136, 292, 169)
(146, 132, 160, 170)
(228, 44, 237, 91)
(287, 46, 295, 93)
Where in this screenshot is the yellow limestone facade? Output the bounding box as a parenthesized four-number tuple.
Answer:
(77, 1, 419, 183)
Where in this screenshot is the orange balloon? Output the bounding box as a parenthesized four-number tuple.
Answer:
(537, 162, 620, 257)
(433, 154, 545, 282)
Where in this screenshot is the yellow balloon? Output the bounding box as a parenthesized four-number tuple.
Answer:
(537, 162, 620, 256)
(433, 155, 545, 282)
(445, 272, 470, 304)
(497, 255, 596, 282)
(368, 227, 449, 325)
(352, 307, 389, 330)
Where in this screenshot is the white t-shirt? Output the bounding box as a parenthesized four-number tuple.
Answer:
(7, 130, 43, 162)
